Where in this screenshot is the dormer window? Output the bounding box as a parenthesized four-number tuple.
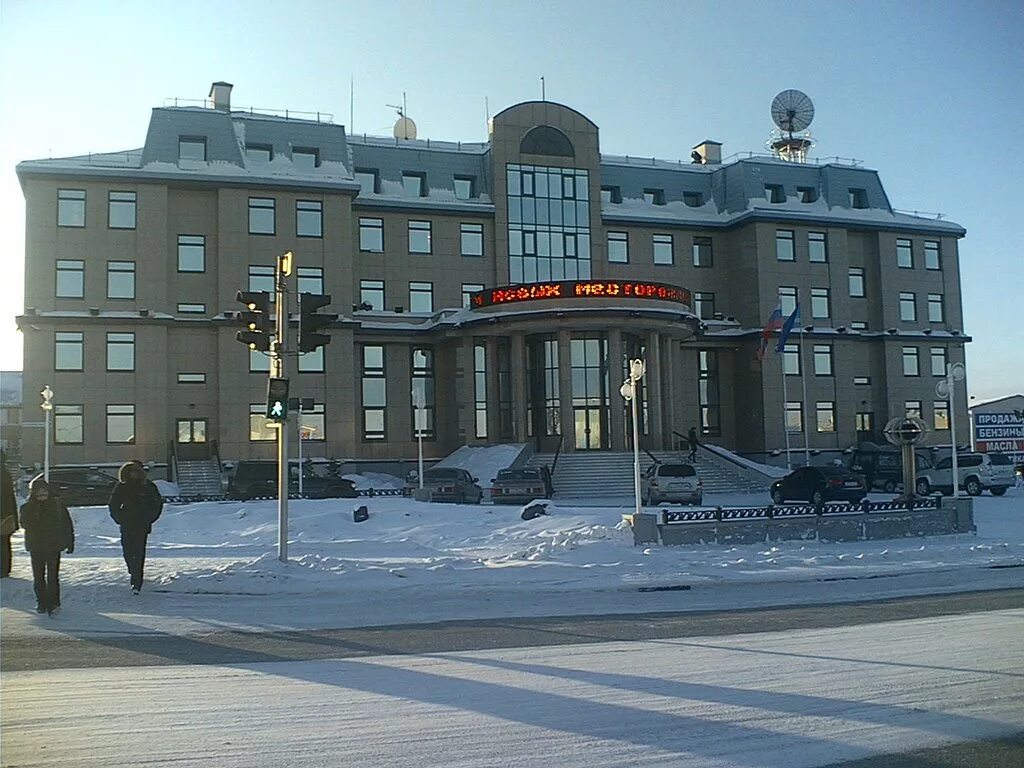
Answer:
(644, 188, 665, 206)
(765, 184, 785, 203)
(454, 176, 474, 200)
(402, 172, 426, 197)
(293, 147, 319, 169)
(246, 144, 273, 162)
(600, 186, 621, 204)
(849, 188, 868, 209)
(797, 186, 817, 203)
(683, 191, 703, 207)
(354, 168, 379, 194)
(178, 137, 207, 161)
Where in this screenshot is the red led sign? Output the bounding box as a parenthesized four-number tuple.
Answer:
(471, 280, 692, 309)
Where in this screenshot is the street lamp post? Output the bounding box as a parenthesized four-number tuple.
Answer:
(938, 362, 967, 497)
(40, 385, 54, 481)
(412, 388, 425, 489)
(619, 359, 646, 519)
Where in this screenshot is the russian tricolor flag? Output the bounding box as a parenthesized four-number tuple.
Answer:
(775, 304, 802, 352)
(758, 306, 784, 360)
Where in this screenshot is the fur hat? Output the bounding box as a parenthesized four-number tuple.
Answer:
(28, 476, 51, 494)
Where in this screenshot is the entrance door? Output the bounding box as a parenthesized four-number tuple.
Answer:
(574, 407, 604, 450)
(176, 418, 207, 443)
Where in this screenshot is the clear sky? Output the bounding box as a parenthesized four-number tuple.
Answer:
(1, 0, 1021, 403)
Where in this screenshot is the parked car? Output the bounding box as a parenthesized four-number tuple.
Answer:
(33, 467, 120, 507)
(771, 466, 867, 505)
(228, 461, 356, 500)
(406, 467, 483, 504)
(641, 462, 703, 506)
(490, 467, 552, 504)
(849, 447, 932, 493)
(915, 452, 1015, 497)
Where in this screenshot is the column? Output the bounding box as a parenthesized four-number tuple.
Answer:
(608, 329, 625, 451)
(647, 331, 663, 450)
(510, 333, 529, 443)
(485, 337, 501, 441)
(459, 336, 476, 443)
(663, 336, 678, 449)
(557, 329, 574, 452)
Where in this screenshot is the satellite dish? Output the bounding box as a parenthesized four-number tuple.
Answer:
(771, 89, 815, 135)
(394, 116, 417, 140)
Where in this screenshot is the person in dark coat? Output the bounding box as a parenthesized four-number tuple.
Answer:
(19, 477, 75, 615)
(687, 426, 700, 462)
(1, 449, 19, 577)
(109, 461, 163, 594)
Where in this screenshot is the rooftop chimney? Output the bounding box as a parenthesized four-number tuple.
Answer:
(208, 81, 233, 111)
(692, 140, 722, 165)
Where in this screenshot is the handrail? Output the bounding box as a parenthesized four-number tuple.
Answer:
(642, 446, 659, 465)
(551, 434, 565, 476)
(672, 429, 689, 453)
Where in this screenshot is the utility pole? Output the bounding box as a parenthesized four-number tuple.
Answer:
(619, 359, 646, 519)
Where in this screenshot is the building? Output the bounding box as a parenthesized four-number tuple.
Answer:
(15, 82, 970, 469)
(0, 371, 23, 465)
(969, 394, 1024, 467)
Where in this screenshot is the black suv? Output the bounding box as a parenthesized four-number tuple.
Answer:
(228, 461, 357, 500)
(34, 468, 119, 507)
(849, 448, 932, 493)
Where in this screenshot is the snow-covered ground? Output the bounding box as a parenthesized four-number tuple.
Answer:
(1, 486, 1021, 637)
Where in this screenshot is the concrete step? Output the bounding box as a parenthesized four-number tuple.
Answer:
(175, 458, 224, 497)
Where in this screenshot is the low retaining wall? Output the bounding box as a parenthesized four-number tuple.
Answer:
(629, 496, 974, 546)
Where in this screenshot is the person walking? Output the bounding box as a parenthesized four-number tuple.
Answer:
(1, 450, 19, 578)
(19, 477, 75, 616)
(108, 462, 163, 594)
(687, 426, 700, 462)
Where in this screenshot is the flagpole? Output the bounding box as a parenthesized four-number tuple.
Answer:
(799, 325, 810, 466)
(781, 345, 792, 470)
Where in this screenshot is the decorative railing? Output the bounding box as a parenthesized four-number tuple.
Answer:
(662, 496, 941, 525)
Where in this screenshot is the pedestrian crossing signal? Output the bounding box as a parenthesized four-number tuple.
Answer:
(266, 377, 290, 421)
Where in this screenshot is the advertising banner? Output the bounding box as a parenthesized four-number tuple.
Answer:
(973, 412, 1024, 464)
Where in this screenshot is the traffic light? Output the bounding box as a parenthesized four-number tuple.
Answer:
(266, 377, 290, 421)
(298, 293, 335, 353)
(236, 291, 273, 352)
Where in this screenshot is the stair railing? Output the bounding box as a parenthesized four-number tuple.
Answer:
(551, 434, 565, 476)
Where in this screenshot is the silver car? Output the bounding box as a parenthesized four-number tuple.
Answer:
(915, 452, 1015, 497)
(642, 463, 703, 506)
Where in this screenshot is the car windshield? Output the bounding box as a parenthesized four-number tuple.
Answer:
(424, 469, 459, 480)
(818, 467, 852, 477)
(497, 470, 540, 481)
(657, 464, 696, 477)
(988, 453, 1012, 465)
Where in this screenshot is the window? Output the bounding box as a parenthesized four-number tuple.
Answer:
(927, 293, 944, 323)
(362, 345, 386, 440)
(925, 240, 941, 270)
(474, 343, 488, 438)
(849, 188, 868, 208)
(298, 345, 325, 373)
(813, 344, 833, 375)
(692, 236, 713, 267)
(902, 347, 920, 377)
(108, 191, 136, 229)
(177, 303, 206, 314)
(897, 239, 913, 268)
(176, 419, 208, 444)
(411, 348, 436, 439)
(776, 230, 795, 261)
(177, 373, 206, 384)
(409, 282, 433, 313)
(106, 333, 135, 371)
(299, 404, 326, 441)
(779, 286, 798, 317)
(107, 261, 135, 299)
(408, 220, 432, 254)
(402, 172, 425, 197)
(899, 292, 916, 322)
(808, 232, 827, 263)
(55, 332, 83, 371)
(765, 184, 785, 203)
(783, 343, 800, 375)
(178, 137, 206, 161)
(248, 197, 275, 235)
(359, 217, 384, 252)
(698, 350, 720, 437)
(811, 287, 830, 320)
(57, 189, 85, 227)
(683, 191, 703, 207)
(930, 348, 948, 377)
(816, 402, 836, 432)
(106, 404, 135, 444)
(855, 412, 874, 432)
(296, 200, 322, 237)
(248, 265, 275, 293)
(360, 280, 384, 310)
(600, 186, 621, 204)
(453, 176, 474, 200)
(354, 168, 378, 193)
(56, 260, 84, 297)
(933, 401, 950, 430)
(462, 283, 484, 308)
(797, 186, 817, 203)
(177, 235, 205, 272)
(561, 174, 576, 199)
(460, 223, 483, 257)
(848, 267, 865, 298)
(292, 148, 319, 169)
(249, 404, 276, 441)
(785, 401, 803, 433)
(850, 320, 868, 330)
(652, 234, 673, 265)
(853, 376, 871, 386)
(694, 292, 715, 320)
(643, 189, 665, 206)
(607, 232, 628, 263)
(297, 267, 323, 295)
(905, 400, 922, 418)
(54, 404, 83, 444)
(246, 144, 273, 162)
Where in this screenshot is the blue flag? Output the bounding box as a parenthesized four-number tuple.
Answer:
(775, 304, 801, 352)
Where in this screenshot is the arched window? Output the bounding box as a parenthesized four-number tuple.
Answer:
(520, 126, 574, 158)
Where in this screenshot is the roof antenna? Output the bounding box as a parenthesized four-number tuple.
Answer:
(349, 75, 354, 132)
(540, 76, 545, 101)
(485, 96, 490, 137)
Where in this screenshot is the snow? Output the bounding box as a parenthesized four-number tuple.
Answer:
(435, 443, 527, 484)
(704, 444, 790, 478)
(1, 482, 1021, 638)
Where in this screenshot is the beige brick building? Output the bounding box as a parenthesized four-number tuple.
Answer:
(15, 84, 969, 469)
